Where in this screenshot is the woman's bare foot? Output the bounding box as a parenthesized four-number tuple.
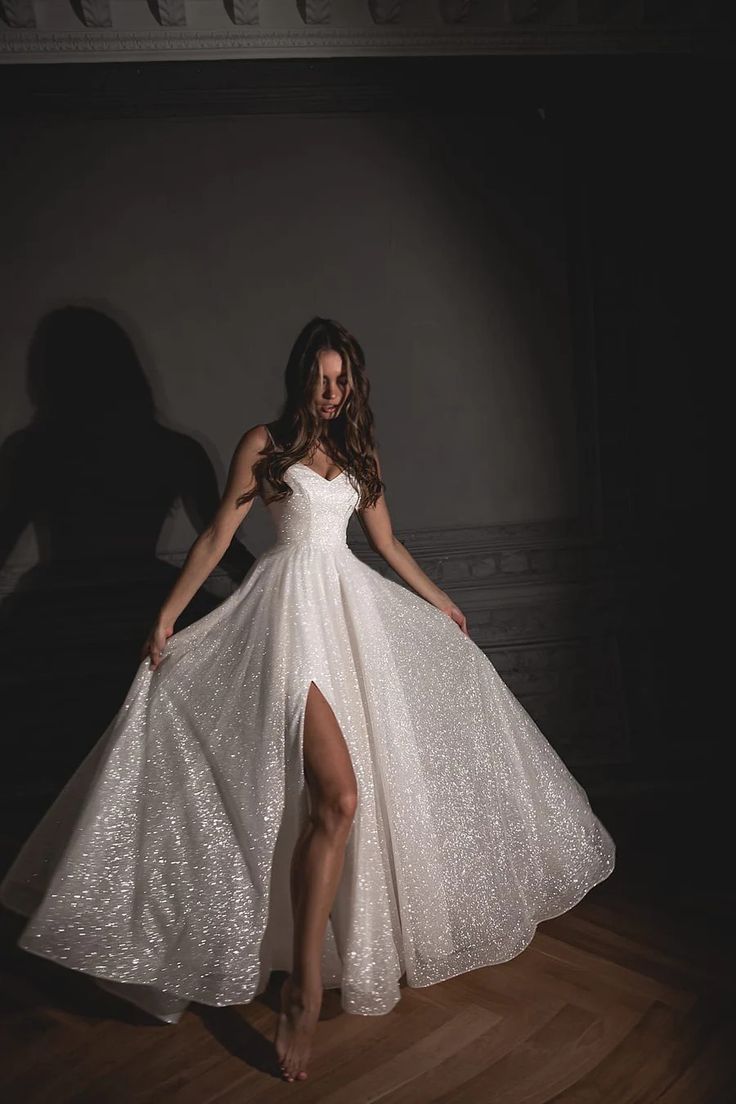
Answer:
(274, 974, 323, 1082)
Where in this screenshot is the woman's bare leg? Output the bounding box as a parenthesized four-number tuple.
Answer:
(275, 681, 357, 1082)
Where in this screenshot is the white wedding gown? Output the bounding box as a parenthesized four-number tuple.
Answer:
(0, 450, 615, 1025)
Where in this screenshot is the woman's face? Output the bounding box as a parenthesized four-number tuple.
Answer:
(313, 349, 351, 420)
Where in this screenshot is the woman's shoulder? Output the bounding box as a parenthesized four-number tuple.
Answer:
(230, 423, 274, 459)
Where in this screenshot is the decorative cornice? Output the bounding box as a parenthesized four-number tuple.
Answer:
(0, 26, 715, 64)
(152, 0, 187, 28)
(79, 0, 112, 28)
(0, 0, 35, 28)
(368, 0, 402, 25)
(232, 0, 260, 26)
(298, 0, 332, 25)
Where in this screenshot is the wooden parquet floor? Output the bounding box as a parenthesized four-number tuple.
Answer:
(1, 785, 734, 1104)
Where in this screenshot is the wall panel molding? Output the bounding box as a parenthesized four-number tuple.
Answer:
(0, 512, 633, 771)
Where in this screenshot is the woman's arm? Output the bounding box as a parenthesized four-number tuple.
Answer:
(143, 424, 268, 669)
(177, 433, 258, 583)
(356, 450, 469, 636)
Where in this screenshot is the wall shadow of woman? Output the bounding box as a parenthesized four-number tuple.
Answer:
(0, 306, 256, 825)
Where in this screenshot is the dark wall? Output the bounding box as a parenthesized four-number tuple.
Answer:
(0, 55, 722, 806)
(567, 81, 716, 774)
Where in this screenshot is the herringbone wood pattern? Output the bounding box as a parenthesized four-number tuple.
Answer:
(2, 790, 734, 1103)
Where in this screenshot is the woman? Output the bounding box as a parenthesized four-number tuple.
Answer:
(0, 317, 615, 1084)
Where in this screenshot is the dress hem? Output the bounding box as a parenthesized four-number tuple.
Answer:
(1, 852, 615, 1020)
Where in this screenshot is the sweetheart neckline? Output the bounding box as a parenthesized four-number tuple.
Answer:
(265, 425, 348, 485)
(291, 461, 348, 485)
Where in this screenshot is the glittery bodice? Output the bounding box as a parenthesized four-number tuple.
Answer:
(265, 462, 360, 553)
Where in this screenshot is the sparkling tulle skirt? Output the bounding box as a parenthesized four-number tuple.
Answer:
(0, 468, 616, 1024)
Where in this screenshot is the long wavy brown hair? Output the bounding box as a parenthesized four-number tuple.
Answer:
(236, 316, 384, 511)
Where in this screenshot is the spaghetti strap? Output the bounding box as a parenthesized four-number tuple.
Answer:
(264, 424, 275, 447)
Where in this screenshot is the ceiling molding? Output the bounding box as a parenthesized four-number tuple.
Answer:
(0, 0, 35, 28)
(0, 24, 719, 64)
(78, 0, 112, 28)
